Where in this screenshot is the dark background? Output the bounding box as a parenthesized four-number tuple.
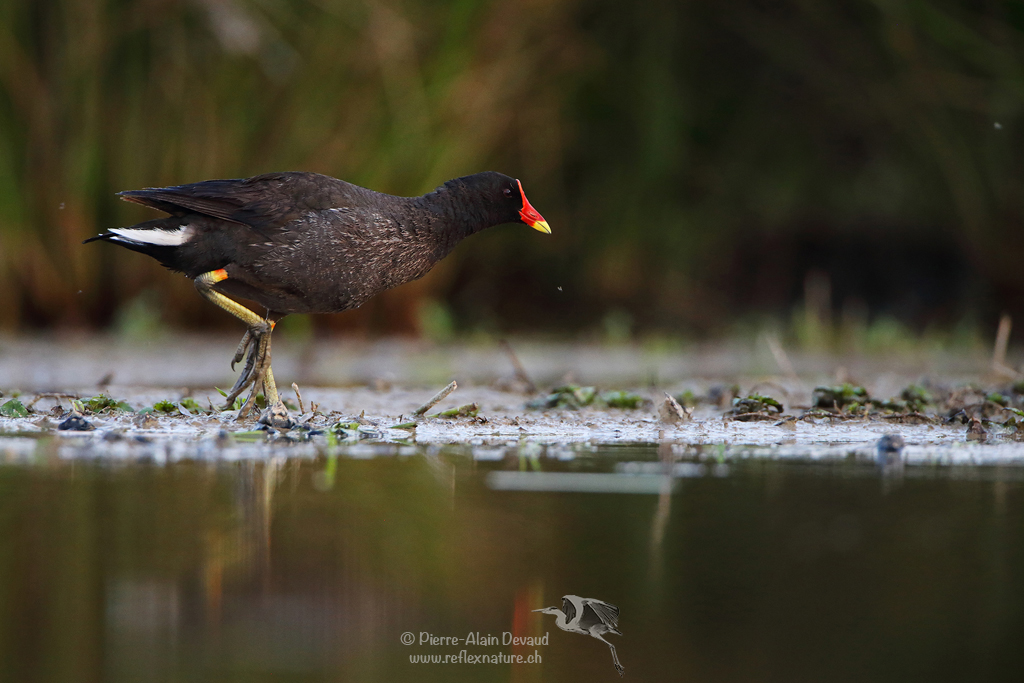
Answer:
(1, 0, 1021, 340)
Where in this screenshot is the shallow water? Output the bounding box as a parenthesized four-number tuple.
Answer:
(3, 337, 1024, 680)
(1, 443, 1022, 682)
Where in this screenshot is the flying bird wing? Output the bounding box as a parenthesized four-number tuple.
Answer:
(580, 599, 621, 633)
(561, 596, 577, 624)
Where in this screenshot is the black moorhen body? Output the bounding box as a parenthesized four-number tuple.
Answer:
(86, 171, 550, 424)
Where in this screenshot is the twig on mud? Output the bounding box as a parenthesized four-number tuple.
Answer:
(414, 381, 457, 416)
(292, 382, 305, 414)
(499, 339, 537, 393)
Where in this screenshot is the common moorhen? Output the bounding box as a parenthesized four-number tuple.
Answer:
(86, 171, 550, 424)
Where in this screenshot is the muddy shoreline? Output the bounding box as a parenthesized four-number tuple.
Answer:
(4, 336, 1024, 464)
(0, 383, 1021, 466)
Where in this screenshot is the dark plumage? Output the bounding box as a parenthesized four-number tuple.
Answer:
(86, 170, 550, 422)
(88, 171, 549, 315)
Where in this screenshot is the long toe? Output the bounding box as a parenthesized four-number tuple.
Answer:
(222, 327, 267, 410)
(236, 331, 274, 418)
(222, 346, 260, 409)
(231, 330, 252, 371)
(258, 401, 296, 430)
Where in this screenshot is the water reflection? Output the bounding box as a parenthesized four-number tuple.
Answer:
(648, 440, 675, 585)
(0, 444, 1021, 682)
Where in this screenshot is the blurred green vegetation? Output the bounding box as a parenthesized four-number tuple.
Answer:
(1, 0, 1022, 338)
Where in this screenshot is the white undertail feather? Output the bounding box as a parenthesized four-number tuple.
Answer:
(109, 226, 192, 246)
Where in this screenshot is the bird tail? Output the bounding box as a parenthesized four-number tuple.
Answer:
(83, 224, 186, 272)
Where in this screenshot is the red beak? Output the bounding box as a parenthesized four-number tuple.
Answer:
(517, 180, 551, 234)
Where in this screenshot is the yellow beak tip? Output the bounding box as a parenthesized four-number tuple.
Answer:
(531, 220, 552, 235)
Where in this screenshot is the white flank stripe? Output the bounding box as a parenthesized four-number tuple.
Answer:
(109, 226, 192, 246)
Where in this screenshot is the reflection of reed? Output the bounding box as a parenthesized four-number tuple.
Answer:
(193, 458, 455, 670)
(202, 459, 279, 632)
(648, 438, 675, 583)
(221, 459, 279, 594)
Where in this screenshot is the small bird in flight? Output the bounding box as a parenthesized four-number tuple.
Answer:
(534, 594, 624, 676)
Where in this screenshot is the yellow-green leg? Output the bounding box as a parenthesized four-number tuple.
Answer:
(194, 269, 288, 425)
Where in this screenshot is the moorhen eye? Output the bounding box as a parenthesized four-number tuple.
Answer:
(503, 188, 513, 197)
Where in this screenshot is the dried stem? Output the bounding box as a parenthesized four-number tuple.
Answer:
(414, 380, 457, 416)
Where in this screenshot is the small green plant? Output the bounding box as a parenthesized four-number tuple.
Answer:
(179, 397, 203, 414)
(528, 385, 648, 410)
(0, 399, 28, 418)
(527, 385, 597, 410)
(597, 391, 647, 409)
(812, 384, 869, 410)
(730, 394, 783, 416)
(434, 403, 479, 418)
(330, 421, 364, 441)
(81, 394, 133, 413)
(900, 385, 933, 412)
(152, 399, 178, 414)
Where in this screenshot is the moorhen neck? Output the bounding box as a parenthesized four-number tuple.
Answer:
(86, 171, 550, 424)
